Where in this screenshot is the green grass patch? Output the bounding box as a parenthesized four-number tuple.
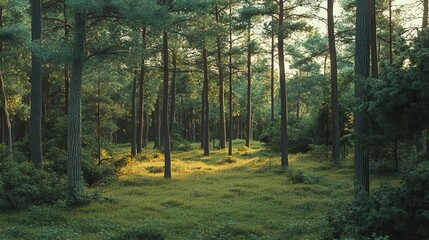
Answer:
(0, 140, 398, 239)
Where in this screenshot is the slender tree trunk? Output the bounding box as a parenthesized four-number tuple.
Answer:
(271, 16, 275, 123)
(228, 16, 233, 156)
(67, 11, 85, 202)
(370, 0, 378, 78)
(279, 0, 289, 169)
(296, 69, 301, 121)
(154, 94, 161, 149)
(137, 28, 146, 153)
(97, 76, 101, 164)
(424, 0, 428, 29)
(64, 2, 69, 115)
(354, 0, 370, 195)
(143, 111, 148, 148)
(328, 0, 341, 165)
(30, 0, 43, 168)
(162, 31, 171, 179)
(131, 75, 137, 156)
(203, 48, 210, 156)
(216, 6, 226, 150)
(201, 80, 205, 149)
(246, 27, 252, 148)
(389, 0, 393, 66)
(170, 50, 177, 136)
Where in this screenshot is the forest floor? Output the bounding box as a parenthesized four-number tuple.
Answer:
(0, 140, 398, 240)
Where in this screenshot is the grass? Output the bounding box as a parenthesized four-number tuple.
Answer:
(0, 139, 398, 239)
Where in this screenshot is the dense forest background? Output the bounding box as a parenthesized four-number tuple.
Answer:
(1, 0, 429, 239)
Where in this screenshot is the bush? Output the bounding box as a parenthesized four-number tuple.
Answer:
(326, 166, 429, 239)
(259, 118, 314, 154)
(286, 168, 322, 184)
(82, 159, 117, 187)
(0, 160, 66, 210)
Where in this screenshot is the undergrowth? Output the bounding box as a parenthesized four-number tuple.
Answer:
(0, 140, 398, 239)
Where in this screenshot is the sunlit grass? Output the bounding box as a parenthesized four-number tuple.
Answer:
(0, 139, 399, 239)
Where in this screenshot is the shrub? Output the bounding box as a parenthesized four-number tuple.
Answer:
(286, 168, 322, 184)
(0, 160, 66, 210)
(326, 166, 429, 239)
(82, 159, 117, 187)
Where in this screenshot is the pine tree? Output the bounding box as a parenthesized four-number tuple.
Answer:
(30, 0, 42, 168)
(354, 0, 371, 195)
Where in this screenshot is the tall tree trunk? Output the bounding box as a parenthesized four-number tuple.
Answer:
(170, 50, 177, 136)
(279, 0, 289, 169)
(216, 5, 226, 150)
(271, 16, 275, 123)
(30, 0, 43, 168)
(201, 80, 205, 149)
(389, 0, 393, 66)
(228, 14, 233, 156)
(246, 27, 252, 148)
(354, 0, 371, 195)
(422, 0, 429, 30)
(131, 74, 137, 156)
(154, 94, 161, 149)
(162, 31, 171, 179)
(143, 111, 148, 148)
(67, 11, 85, 202)
(389, 0, 398, 170)
(370, 0, 378, 78)
(137, 28, 146, 153)
(328, 0, 341, 165)
(64, 1, 69, 115)
(97, 76, 102, 164)
(203, 48, 210, 156)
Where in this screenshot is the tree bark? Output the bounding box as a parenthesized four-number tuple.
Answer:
(131, 74, 137, 156)
(97, 76, 101, 164)
(370, 0, 378, 78)
(271, 17, 275, 123)
(162, 31, 171, 179)
(137, 28, 146, 153)
(279, 0, 289, 169)
(170, 50, 177, 136)
(354, 0, 370, 195)
(328, 0, 341, 165)
(64, 1, 69, 115)
(246, 27, 252, 148)
(143, 111, 148, 148)
(203, 48, 210, 156)
(201, 78, 205, 149)
(228, 12, 233, 156)
(216, 5, 226, 150)
(389, 0, 393, 65)
(30, 0, 43, 168)
(154, 94, 161, 149)
(67, 11, 85, 202)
